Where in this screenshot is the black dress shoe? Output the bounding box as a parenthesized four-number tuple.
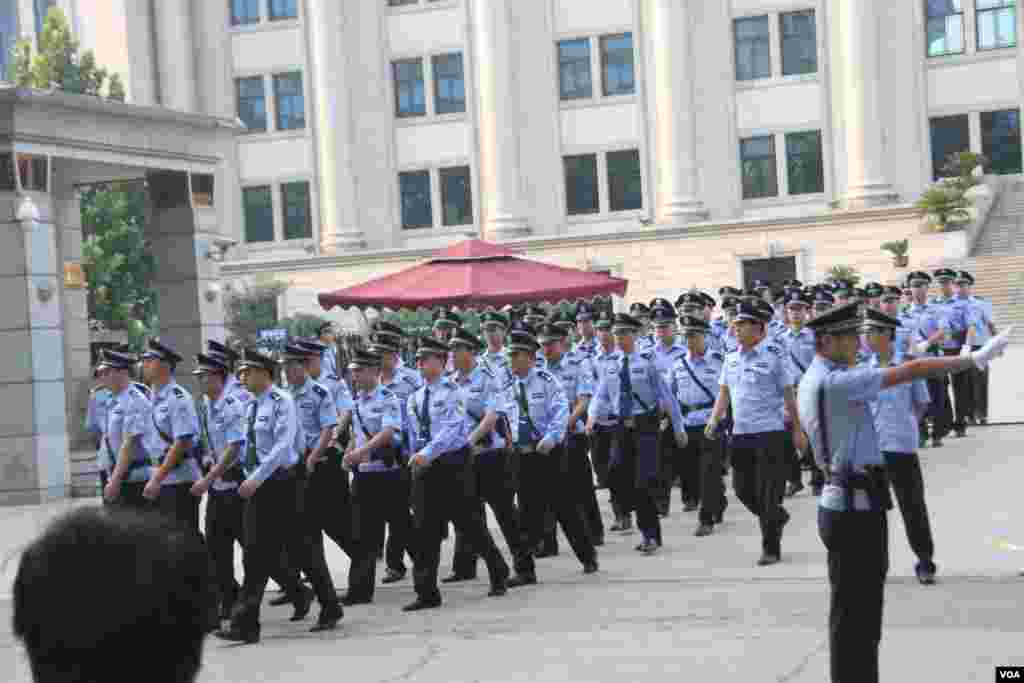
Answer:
(268, 594, 292, 607)
(441, 573, 476, 584)
(582, 561, 599, 574)
(381, 568, 406, 584)
(219, 602, 235, 621)
(340, 592, 373, 606)
(683, 501, 699, 512)
(694, 524, 713, 537)
(488, 583, 507, 597)
(506, 572, 537, 588)
(290, 586, 314, 622)
(402, 597, 442, 612)
(592, 533, 605, 546)
(534, 547, 559, 559)
(757, 553, 781, 566)
(215, 625, 260, 644)
(310, 602, 344, 632)
(915, 563, 937, 586)
(785, 482, 804, 498)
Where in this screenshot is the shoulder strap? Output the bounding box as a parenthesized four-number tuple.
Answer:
(681, 358, 717, 403)
(789, 348, 807, 374)
(353, 399, 373, 440)
(817, 383, 831, 469)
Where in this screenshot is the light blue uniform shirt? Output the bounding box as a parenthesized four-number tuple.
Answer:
(406, 376, 469, 461)
(351, 384, 403, 472)
(382, 365, 423, 455)
(203, 392, 247, 492)
(479, 348, 512, 385)
(797, 356, 885, 512)
(637, 333, 656, 352)
(290, 378, 338, 452)
(501, 367, 569, 446)
(777, 327, 815, 379)
(865, 354, 930, 456)
(243, 386, 299, 484)
(930, 295, 970, 350)
(314, 370, 354, 414)
(970, 296, 994, 345)
(670, 350, 724, 428)
(147, 381, 202, 485)
(320, 347, 338, 380)
(589, 349, 684, 433)
(652, 338, 687, 383)
(450, 363, 506, 451)
(540, 352, 593, 434)
(904, 302, 945, 355)
(86, 387, 114, 471)
(574, 338, 599, 362)
(720, 341, 794, 435)
(894, 311, 917, 356)
(589, 347, 621, 426)
(107, 384, 153, 483)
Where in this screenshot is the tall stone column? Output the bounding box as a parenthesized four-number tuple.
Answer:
(307, 0, 365, 252)
(0, 191, 70, 505)
(838, 0, 897, 208)
(471, 0, 530, 239)
(153, 0, 198, 113)
(650, 0, 707, 223)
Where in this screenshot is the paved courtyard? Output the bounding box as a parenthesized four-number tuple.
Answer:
(2, 425, 1023, 682)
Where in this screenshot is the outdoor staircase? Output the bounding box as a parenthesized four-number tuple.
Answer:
(973, 178, 1024, 256)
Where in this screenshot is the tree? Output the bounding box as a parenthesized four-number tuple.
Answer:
(225, 280, 289, 345)
(826, 265, 861, 287)
(11, 7, 117, 98)
(281, 313, 330, 340)
(80, 186, 156, 349)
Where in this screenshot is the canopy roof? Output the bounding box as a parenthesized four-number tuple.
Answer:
(317, 239, 628, 311)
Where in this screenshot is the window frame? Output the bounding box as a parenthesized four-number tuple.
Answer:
(392, 57, 427, 119)
(981, 107, 1023, 175)
(734, 15, 772, 82)
(740, 135, 779, 200)
(564, 153, 601, 217)
(779, 9, 818, 77)
(926, 0, 966, 57)
(557, 37, 593, 101)
(599, 33, 636, 98)
(606, 149, 644, 213)
(438, 165, 474, 227)
(272, 71, 306, 131)
(280, 180, 313, 240)
(398, 170, 434, 230)
(562, 148, 646, 219)
(928, 114, 972, 179)
(431, 52, 466, 115)
(236, 75, 268, 134)
(396, 164, 477, 230)
(268, 0, 299, 21)
(976, 0, 1017, 51)
(242, 185, 276, 243)
(783, 130, 825, 196)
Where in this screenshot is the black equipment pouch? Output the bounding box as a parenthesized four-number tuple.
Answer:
(353, 402, 397, 467)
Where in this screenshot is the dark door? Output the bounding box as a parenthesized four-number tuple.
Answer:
(742, 257, 797, 290)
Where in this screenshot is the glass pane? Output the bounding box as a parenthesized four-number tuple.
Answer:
(0, 154, 15, 191)
(929, 114, 970, 179)
(0, 1, 17, 81)
(564, 154, 599, 215)
(440, 166, 473, 226)
(926, 13, 964, 55)
(982, 109, 1022, 174)
(601, 33, 635, 96)
(231, 0, 260, 25)
(281, 182, 311, 240)
(926, 0, 963, 17)
(978, 6, 1017, 49)
(558, 39, 592, 100)
(400, 171, 433, 229)
(976, 0, 1010, 10)
(432, 53, 465, 115)
(269, 0, 297, 20)
(237, 77, 267, 132)
(243, 187, 274, 243)
(388, 0, 418, 5)
(781, 10, 817, 76)
(274, 72, 305, 130)
(740, 136, 778, 199)
(607, 149, 643, 212)
(393, 59, 425, 117)
(734, 16, 771, 80)
(785, 131, 824, 195)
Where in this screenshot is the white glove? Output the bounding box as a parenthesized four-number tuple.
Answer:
(914, 341, 931, 355)
(703, 418, 719, 440)
(970, 327, 1012, 369)
(674, 430, 689, 449)
(537, 437, 555, 454)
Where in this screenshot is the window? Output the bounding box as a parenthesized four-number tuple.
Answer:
(191, 174, 215, 208)
(0, 2, 17, 81)
(231, 0, 260, 26)
(982, 109, 1022, 174)
(785, 131, 824, 195)
(734, 16, 771, 80)
(607, 150, 643, 212)
(273, 72, 305, 130)
(926, 0, 964, 56)
(600, 33, 635, 96)
(236, 77, 267, 133)
(740, 136, 778, 199)
(977, 0, 1017, 50)
(388, 0, 419, 5)
(399, 171, 432, 229)
(929, 114, 970, 178)
(393, 59, 425, 118)
(440, 167, 473, 226)
(564, 154, 599, 215)
(780, 10, 817, 76)
(243, 186, 274, 243)
(269, 0, 298, 20)
(281, 181, 312, 239)
(743, 257, 797, 290)
(558, 39, 592, 100)
(17, 155, 48, 192)
(432, 53, 465, 115)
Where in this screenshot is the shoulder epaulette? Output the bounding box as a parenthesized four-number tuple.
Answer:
(639, 351, 654, 360)
(312, 383, 328, 399)
(379, 387, 395, 398)
(479, 364, 494, 378)
(711, 351, 724, 361)
(269, 389, 283, 402)
(327, 374, 339, 381)
(535, 369, 556, 382)
(172, 386, 187, 399)
(224, 396, 236, 406)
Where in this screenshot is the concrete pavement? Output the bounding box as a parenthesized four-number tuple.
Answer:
(2, 425, 1024, 682)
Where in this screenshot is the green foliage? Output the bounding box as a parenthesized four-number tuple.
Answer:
(880, 239, 909, 257)
(80, 186, 156, 349)
(381, 309, 482, 338)
(826, 265, 861, 286)
(225, 281, 289, 345)
(281, 313, 330, 340)
(942, 151, 986, 192)
(11, 7, 118, 98)
(107, 73, 126, 102)
(916, 151, 988, 231)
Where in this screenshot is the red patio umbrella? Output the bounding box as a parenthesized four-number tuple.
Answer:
(317, 239, 628, 311)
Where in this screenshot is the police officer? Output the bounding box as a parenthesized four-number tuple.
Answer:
(480, 310, 512, 382)
(574, 303, 599, 361)
(670, 316, 726, 536)
(374, 325, 421, 584)
(651, 298, 688, 514)
(862, 309, 937, 586)
(959, 271, 997, 424)
(706, 302, 805, 566)
(207, 340, 247, 401)
(217, 349, 342, 644)
(931, 268, 974, 437)
(522, 305, 548, 328)
(863, 282, 884, 310)
(315, 322, 340, 379)
(813, 289, 836, 317)
(797, 303, 1010, 683)
(629, 303, 656, 352)
(504, 324, 599, 577)
(342, 348, 404, 604)
(140, 340, 203, 531)
(588, 313, 684, 555)
(405, 337, 510, 611)
(98, 350, 153, 509)
(189, 353, 248, 620)
(590, 311, 628, 530)
(777, 290, 816, 497)
(878, 286, 913, 356)
(905, 271, 950, 447)
(86, 362, 115, 491)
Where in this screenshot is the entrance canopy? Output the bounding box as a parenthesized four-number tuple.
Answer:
(317, 239, 628, 311)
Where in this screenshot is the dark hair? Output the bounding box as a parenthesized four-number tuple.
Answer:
(13, 508, 210, 683)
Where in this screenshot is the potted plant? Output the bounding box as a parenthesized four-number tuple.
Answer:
(915, 151, 987, 232)
(880, 239, 909, 268)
